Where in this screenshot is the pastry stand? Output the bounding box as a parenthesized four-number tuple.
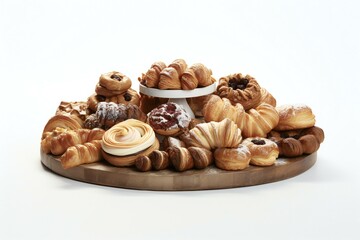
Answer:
(139, 83, 217, 118)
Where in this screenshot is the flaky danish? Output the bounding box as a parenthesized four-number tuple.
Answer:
(99, 71, 132, 92)
(274, 104, 316, 131)
(242, 137, 279, 166)
(216, 73, 262, 110)
(214, 145, 251, 171)
(60, 140, 102, 169)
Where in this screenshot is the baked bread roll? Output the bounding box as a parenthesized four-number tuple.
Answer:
(187, 118, 242, 150)
(60, 140, 102, 169)
(214, 145, 251, 171)
(216, 73, 261, 110)
(242, 137, 279, 166)
(274, 104, 316, 131)
(203, 95, 279, 138)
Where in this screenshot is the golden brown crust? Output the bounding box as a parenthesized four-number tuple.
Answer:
(158, 67, 181, 90)
(241, 137, 279, 166)
(135, 156, 152, 172)
(168, 59, 188, 76)
(181, 63, 215, 89)
(42, 114, 83, 135)
(167, 146, 194, 172)
(60, 140, 103, 169)
(256, 88, 276, 107)
(203, 95, 279, 138)
(148, 150, 170, 170)
(187, 95, 212, 117)
(216, 73, 261, 110)
(188, 147, 213, 169)
(95, 83, 127, 97)
(161, 136, 186, 150)
(214, 146, 251, 171)
(274, 104, 316, 131)
(55, 101, 89, 121)
(138, 61, 167, 88)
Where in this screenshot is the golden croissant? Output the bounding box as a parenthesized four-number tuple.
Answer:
(203, 95, 279, 138)
(60, 140, 102, 169)
(41, 128, 105, 155)
(181, 63, 215, 90)
(187, 118, 242, 150)
(167, 146, 194, 172)
(139, 61, 166, 88)
(158, 67, 181, 90)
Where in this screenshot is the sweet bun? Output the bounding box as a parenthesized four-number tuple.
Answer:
(214, 145, 251, 171)
(274, 104, 315, 131)
(99, 71, 132, 92)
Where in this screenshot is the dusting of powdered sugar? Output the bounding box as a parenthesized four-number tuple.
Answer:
(276, 104, 310, 117)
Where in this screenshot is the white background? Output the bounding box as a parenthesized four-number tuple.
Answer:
(1, 0, 359, 239)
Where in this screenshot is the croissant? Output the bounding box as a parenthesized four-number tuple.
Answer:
(187, 118, 242, 150)
(42, 114, 83, 135)
(168, 59, 188, 76)
(60, 140, 102, 169)
(135, 156, 152, 172)
(148, 150, 170, 170)
(84, 102, 146, 130)
(158, 67, 181, 90)
(203, 95, 279, 138)
(167, 146, 194, 172)
(181, 63, 215, 89)
(41, 128, 105, 155)
(161, 136, 186, 150)
(188, 147, 213, 169)
(139, 61, 167, 88)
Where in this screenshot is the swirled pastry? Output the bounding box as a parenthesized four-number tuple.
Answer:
(187, 118, 242, 150)
(216, 73, 262, 110)
(274, 104, 316, 131)
(101, 119, 159, 166)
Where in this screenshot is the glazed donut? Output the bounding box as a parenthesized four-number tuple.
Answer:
(267, 126, 324, 157)
(147, 102, 191, 136)
(101, 119, 159, 166)
(99, 71, 132, 92)
(214, 145, 251, 171)
(242, 137, 279, 166)
(274, 104, 316, 131)
(216, 73, 262, 110)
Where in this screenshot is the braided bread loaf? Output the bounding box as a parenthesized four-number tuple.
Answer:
(203, 95, 279, 138)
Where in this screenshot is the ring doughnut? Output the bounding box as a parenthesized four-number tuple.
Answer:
(99, 71, 132, 92)
(242, 137, 279, 166)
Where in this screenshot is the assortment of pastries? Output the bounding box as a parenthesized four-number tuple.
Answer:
(41, 58, 325, 173)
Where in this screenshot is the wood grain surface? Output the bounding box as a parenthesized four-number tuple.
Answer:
(40, 151, 317, 191)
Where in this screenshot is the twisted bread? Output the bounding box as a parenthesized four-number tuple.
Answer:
(60, 140, 102, 169)
(187, 118, 242, 150)
(203, 95, 279, 138)
(41, 128, 105, 155)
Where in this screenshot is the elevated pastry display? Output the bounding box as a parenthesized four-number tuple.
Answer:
(40, 60, 325, 190)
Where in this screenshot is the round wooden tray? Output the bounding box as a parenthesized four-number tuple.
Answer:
(41, 151, 317, 191)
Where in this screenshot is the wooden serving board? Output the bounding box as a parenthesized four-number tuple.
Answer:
(41, 151, 317, 191)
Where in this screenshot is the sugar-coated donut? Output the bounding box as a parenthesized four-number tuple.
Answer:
(274, 104, 315, 131)
(99, 71, 132, 92)
(216, 73, 261, 110)
(242, 137, 279, 166)
(147, 102, 191, 136)
(214, 145, 251, 171)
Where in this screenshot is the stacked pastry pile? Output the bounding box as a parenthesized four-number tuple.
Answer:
(41, 59, 324, 172)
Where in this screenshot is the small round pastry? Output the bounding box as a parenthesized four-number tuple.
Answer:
(274, 104, 316, 131)
(241, 137, 279, 166)
(95, 83, 128, 97)
(216, 73, 262, 110)
(99, 71, 132, 92)
(106, 88, 140, 106)
(147, 102, 191, 136)
(101, 119, 159, 166)
(214, 145, 251, 171)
